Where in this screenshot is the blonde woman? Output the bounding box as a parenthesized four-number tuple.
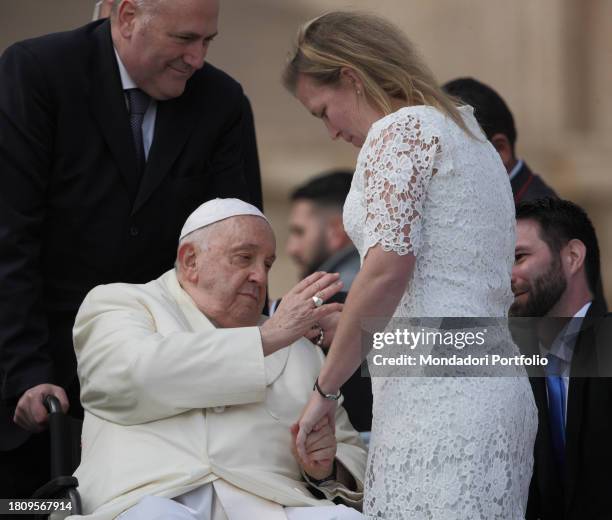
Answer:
(284, 12, 538, 519)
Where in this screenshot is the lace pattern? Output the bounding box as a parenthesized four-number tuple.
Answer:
(362, 115, 441, 257)
(344, 105, 538, 519)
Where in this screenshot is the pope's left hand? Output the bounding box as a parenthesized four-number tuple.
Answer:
(291, 416, 337, 481)
(293, 391, 337, 464)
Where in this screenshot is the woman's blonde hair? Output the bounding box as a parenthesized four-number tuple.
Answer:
(283, 11, 473, 137)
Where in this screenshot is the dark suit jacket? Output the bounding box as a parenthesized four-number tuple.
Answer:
(326, 291, 373, 433)
(511, 162, 558, 205)
(526, 299, 612, 520)
(0, 20, 261, 449)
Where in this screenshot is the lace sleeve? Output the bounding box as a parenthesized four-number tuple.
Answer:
(363, 114, 441, 256)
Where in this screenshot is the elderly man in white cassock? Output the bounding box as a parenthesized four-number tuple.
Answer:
(70, 198, 367, 520)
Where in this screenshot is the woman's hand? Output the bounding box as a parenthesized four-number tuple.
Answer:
(294, 390, 337, 463)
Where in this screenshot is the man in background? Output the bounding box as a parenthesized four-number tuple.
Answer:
(0, 0, 261, 499)
(509, 197, 611, 519)
(444, 78, 607, 309)
(287, 171, 359, 290)
(284, 171, 372, 435)
(443, 77, 557, 205)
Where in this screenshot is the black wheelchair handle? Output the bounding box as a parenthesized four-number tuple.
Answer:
(44, 394, 63, 415)
(43, 394, 74, 480)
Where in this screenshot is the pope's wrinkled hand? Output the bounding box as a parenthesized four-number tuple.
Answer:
(291, 417, 336, 481)
(304, 309, 342, 349)
(260, 271, 343, 355)
(294, 391, 337, 465)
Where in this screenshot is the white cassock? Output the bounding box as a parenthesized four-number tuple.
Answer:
(118, 480, 364, 519)
(68, 270, 367, 520)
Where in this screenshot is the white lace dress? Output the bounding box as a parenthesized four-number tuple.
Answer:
(343, 105, 538, 519)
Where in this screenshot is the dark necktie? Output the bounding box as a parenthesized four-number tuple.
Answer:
(545, 353, 566, 471)
(126, 88, 151, 179)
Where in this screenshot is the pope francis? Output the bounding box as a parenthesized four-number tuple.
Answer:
(69, 199, 367, 519)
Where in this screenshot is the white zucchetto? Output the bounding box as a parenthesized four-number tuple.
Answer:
(179, 198, 268, 240)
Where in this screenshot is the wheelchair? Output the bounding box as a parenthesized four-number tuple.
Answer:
(31, 395, 83, 518)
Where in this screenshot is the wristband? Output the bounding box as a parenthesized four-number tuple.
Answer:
(313, 377, 341, 401)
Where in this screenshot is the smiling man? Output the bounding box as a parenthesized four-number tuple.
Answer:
(510, 198, 612, 520)
(0, 0, 262, 500)
(111, 0, 219, 100)
(71, 199, 366, 519)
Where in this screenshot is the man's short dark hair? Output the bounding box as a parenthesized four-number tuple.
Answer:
(291, 170, 354, 210)
(442, 77, 517, 152)
(516, 198, 601, 294)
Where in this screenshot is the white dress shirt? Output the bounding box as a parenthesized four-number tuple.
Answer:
(508, 159, 524, 182)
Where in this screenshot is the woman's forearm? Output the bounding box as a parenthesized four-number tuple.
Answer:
(318, 246, 415, 393)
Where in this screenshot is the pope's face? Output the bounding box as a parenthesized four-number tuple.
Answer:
(116, 0, 219, 100)
(191, 216, 276, 327)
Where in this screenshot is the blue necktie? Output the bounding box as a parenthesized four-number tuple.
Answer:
(545, 353, 566, 470)
(126, 88, 150, 179)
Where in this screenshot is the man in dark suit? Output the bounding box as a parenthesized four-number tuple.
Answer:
(442, 77, 558, 205)
(280, 171, 372, 435)
(509, 198, 611, 519)
(0, 0, 262, 499)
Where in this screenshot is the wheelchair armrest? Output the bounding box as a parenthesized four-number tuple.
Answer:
(43, 395, 81, 479)
(32, 476, 82, 518)
(33, 396, 83, 516)
(32, 476, 79, 499)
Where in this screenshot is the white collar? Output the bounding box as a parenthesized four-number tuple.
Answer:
(542, 301, 592, 364)
(572, 300, 592, 320)
(558, 300, 592, 346)
(113, 47, 138, 91)
(508, 159, 524, 182)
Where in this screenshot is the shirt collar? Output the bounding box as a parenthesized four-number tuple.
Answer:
(541, 301, 592, 365)
(508, 159, 524, 182)
(114, 47, 137, 91)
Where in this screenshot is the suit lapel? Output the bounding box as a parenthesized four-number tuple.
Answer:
(132, 85, 202, 214)
(89, 21, 140, 200)
(564, 300, 606, 507)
